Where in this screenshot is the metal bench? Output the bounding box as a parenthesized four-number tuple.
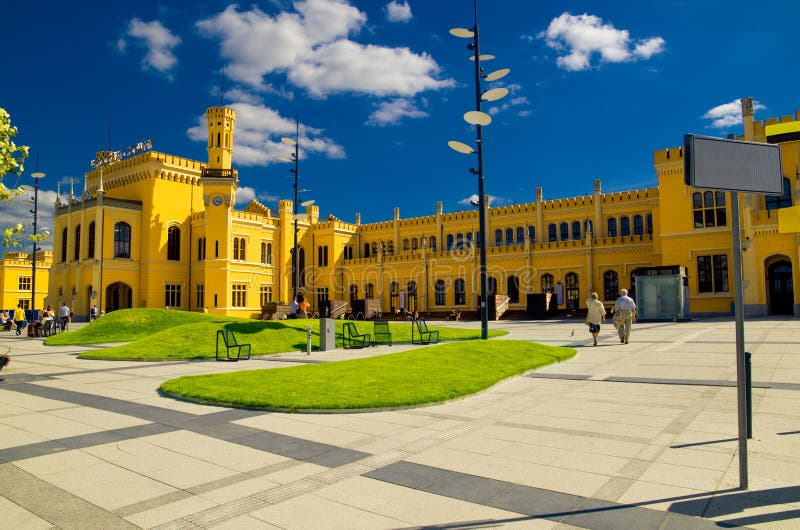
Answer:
(373, 320, 392, 346)
(216, 330, 251, 361)
(342, 321, 370, 349)
(411, 318, 439, 345)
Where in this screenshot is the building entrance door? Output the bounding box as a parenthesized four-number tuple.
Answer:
(768, 260, 793, 315)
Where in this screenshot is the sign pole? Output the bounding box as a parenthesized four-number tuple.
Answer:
(730, 191, 748, 489)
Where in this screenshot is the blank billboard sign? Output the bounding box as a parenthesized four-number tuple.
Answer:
(684, 134, 783, 194)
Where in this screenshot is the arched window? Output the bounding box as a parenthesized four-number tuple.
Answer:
(447, 234, 454, 250)
(87, 221, 95, 259)
(528, 226, 535, 244)
(261, 242, 266, 264)
(505, 228, 513, 245)
(495, 229, 503, 247)
(403, 238, 410, 251)
(560, 222, 569, 241)
(233, 238, 240, 260)
(455, 279, 466, 305)
(620, 216, 630, 236)
(456, 233, 463, 249)
(167, 226, 180, 261)
(435, 279, 446, 305)
(390, 281, 399, 312)
(541, 273, 554, 293)
(429, 236, 436, 252)
(565, 272, 579, 310)
(507, 275, 519, 303)
(516, 227, 524, 245)
(646, 214, 653, 234)
(364, 243, 371, 258)
(633, 215, 644, 236)
(74, 225, 81, 261)
(365, 283, 374, 299)
(114, 222, 131, 258)
(607, 218, 617, 237)
(571, 221, 581, 240)
(548, 223, 557, 242)
(411, 238, 418, 250)
(487, 276, 497, 296)
(466, 232, 473, 247)
(766, 177, 792, 210)
(604, 270, 619, 302)
(266, 243, 273, 265)
(387, 241, 394, 254)
(350, 284, 358, 303)
(61, 227, 67, 262)
(407, 281, 418, 312)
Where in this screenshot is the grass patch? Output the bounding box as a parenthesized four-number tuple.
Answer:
(61, 309, 507, 360)
(160, 340, 575, 411)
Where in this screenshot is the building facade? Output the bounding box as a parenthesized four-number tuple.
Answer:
(46, 98, 800, 320)
(0, 251, 52, 312)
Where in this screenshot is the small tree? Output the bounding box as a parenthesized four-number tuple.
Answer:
(0, 108, 30, 247)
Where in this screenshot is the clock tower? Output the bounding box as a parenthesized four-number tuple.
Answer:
(201, 106, 238, 313)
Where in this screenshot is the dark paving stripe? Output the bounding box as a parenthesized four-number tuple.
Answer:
(525, 373, 592, 381)
(0, 423, 177, 463)
(526, 373, 800, 392)
(496, 420, 651, 445)
(2, 382, 368, 468)
(0, 463, 139, 529)
(46, 360, 190, 377)
(254, 357, 325, 364)
(0, 373, 53, 384)
(365, 461, 741, 529)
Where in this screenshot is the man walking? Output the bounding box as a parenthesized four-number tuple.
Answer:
(58, 302, 70, 332)
(613, 289, 637, 344)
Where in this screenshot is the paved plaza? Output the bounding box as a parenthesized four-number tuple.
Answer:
(0, 317, 798, 529)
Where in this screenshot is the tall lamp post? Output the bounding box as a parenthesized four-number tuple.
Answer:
(30, 171, 45, 312)
(448, 0, 510, 339)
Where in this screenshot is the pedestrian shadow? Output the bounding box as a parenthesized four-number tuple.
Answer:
(669, 485, 800, 527)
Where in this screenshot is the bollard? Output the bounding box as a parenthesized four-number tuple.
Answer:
(306, 326, 312, 356)
(745, 351, 752, 439)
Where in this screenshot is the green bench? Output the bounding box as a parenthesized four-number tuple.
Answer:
(373, 320, 392, 346)
(342, 321, 370, 349)
(411, 319, 439, 345)
(216, 330, 251, 361)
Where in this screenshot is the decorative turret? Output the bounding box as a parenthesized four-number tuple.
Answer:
(206, 106, 237, 171)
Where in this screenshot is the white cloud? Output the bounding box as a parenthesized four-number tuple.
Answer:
(458, 194, 508, 206)
(120, 18, 181, 76)
(366, 98, 427, 126)
(197, 2, 452, 97)
(0, 189, 58, 251)
(486, 85, 530, 117)
(702, 99, 766, 129)
(539, 13, 665, 71)
(290, 40, 453, 97)
(235, 186, 257, 205)
(187, 102, 345, 167)
(386, 1, 412, 23)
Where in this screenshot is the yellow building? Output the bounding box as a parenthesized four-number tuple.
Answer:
(0, 251, 52, 312)
(47, 98, 799, 320)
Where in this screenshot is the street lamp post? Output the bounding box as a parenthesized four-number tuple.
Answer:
(448, 0, 510, 339)
(280, 118, 300, 301)
(30, 171, 45, 312)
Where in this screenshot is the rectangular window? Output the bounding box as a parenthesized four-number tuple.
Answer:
(196, 284, 204, 308)
(317, 287, 329, 314)
(318, 245, 329, 266)
(19, 277, 31, 291)
(232, 284, 247, 307)
(17, 299, 30, 310)
(165, 284, 181, 308)
(260, 286, 273, 306)
(697, 254, 729, 293)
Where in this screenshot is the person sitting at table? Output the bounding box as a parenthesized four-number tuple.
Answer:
(0, 312, 11, 331)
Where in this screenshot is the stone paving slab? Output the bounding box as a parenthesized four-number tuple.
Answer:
(0, 318, 798, 528)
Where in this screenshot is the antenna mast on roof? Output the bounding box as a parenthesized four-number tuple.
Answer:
(220, 65, 225, 106)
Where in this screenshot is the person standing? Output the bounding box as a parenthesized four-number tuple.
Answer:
(296, 294, 308, 319)
(289, 297, 299, 319)
(586, 292, 605, 346)
(90, 305, 98, 322)
(613, 289, 637, 344)
(58, 302, 70, 331)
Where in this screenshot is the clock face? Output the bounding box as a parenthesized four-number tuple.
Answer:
(212, 196, 223, 206)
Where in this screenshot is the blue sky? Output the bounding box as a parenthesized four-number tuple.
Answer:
(3, 0, 800, 250)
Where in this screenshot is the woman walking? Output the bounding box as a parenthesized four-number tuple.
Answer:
(586, 292, 605, 346)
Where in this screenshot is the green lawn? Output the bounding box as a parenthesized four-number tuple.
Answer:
(50, 309, 507, 360)
(160, 340, 575, 411)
